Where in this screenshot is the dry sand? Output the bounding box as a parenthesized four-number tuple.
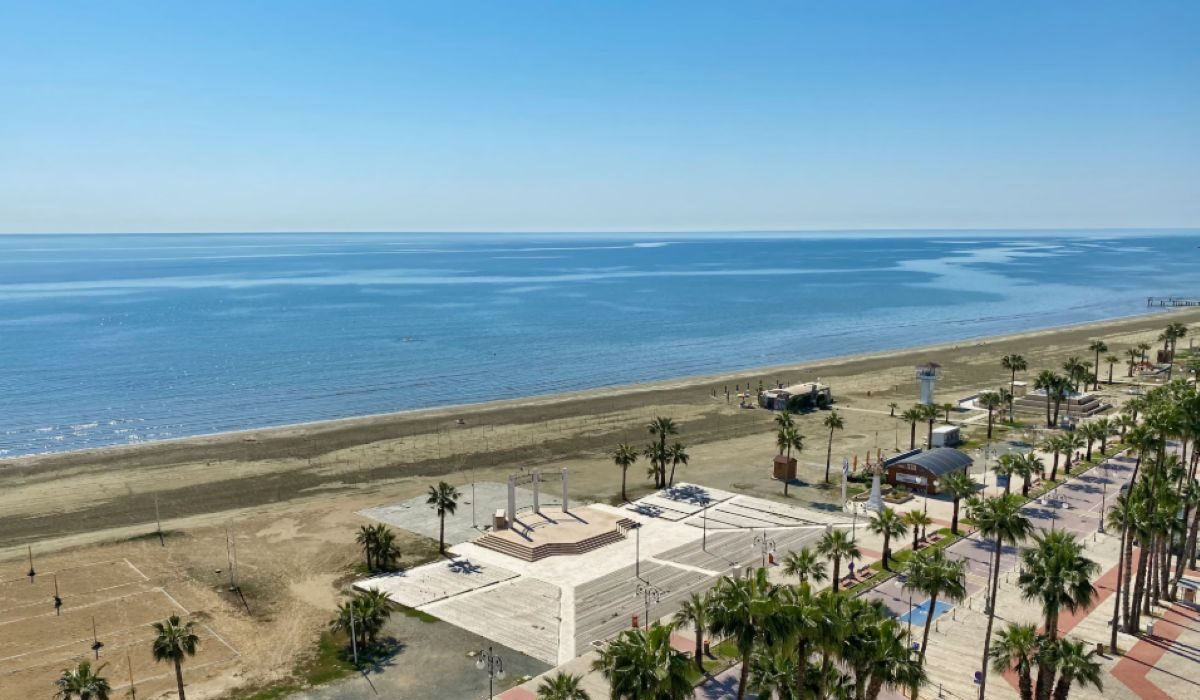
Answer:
(1, 308, 1196, 698)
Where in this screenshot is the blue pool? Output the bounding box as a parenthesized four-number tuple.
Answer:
(899, 599, 953, 627)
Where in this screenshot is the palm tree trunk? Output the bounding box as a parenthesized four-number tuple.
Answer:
(1122, 534, 1137, 632)
(910, 422, 917, 450)
(832, 558, 841, 592)
(439, 513, 446, 555)
(621, 467, 628, 502)
(1051, 671, 1075, 700)
(1131, 540, 1149, 628)
(1111, 523, 1127, 651)
(987, 408, 994, 439)
(1159, 532, 1173, 602)
(825, 430, 834, 483)
(977, 534, 1004, 700)
(919, 593, 937, 669)
(695, 630, 704, 672)
(795, 640, 810, 698)
(737, 650, 751, 700)
(882, 534, 892, 571)
(175, 658, 186, 700)
(1172, 503, 1200, 598)
(951, 499, 960, 535)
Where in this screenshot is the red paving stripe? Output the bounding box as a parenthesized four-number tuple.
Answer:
(669, 631, 696, 655)
(1111, 603, 1195, 700)
(498, 686, 536, 700)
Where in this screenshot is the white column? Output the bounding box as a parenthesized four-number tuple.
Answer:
(507, 475, 516, 526)
(868, 472, 884, 512)
(532, 469, 541, 514)
(561, 468, 569, 512)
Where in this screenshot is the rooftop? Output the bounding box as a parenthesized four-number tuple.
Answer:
(888, 447, 972, 476)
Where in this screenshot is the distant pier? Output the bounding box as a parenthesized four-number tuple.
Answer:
(1147, 296, 1200, 308)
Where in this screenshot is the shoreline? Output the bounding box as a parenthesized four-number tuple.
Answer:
(1, 305, 1197, 554)
(1, 305, 1179, 467)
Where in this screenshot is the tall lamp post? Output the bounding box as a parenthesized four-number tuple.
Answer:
(702, 498, 710, 551)
(475, 646, 506, 699)
(636, 581, 663, 629)
(753, 531, 776, 569)
(633, 523, 642, 579)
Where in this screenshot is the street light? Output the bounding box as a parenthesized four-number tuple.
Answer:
(636, 581, 663, 629)
(633, 523, 642, 579)
(702, 498, 709, 551)
(753, 531, 776, 569)
(475, 646, 506, 699)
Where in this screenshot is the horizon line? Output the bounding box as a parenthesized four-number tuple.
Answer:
(2, 226, 1198, 237)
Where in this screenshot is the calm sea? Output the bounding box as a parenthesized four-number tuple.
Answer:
(1, 231, 1196, 457)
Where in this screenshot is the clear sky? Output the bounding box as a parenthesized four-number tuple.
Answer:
(2, 1, 1198, 233)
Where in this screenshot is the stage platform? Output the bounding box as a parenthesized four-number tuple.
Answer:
(474, 506, 636, 561)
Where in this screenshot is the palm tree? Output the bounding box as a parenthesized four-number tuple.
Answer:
(356, 524, 377, 572)
(1017, 454, 1043, 497)
(921, 404, 939, 447)
(426, 481, 461, 555)
(941, 402, 955, 423)
(995, 453, 1018, 495)
(647, 416, 679, 488)
(671, 591, 710, 672)
(1093, 417, 1113, 454)
(1049, 638, 1103, 700)
(1002, 354, 1028, 416)
(707, 569, 774, 700)
(988, 623, 1039, 700)
(903, 510, 933, 551)
(888, 402, 898, 417)
(941, 470, 975, 534)
(666, 442, 689, 487)
(902, 407, 923, 450)
(536, 672, 591, 700)
(592, 624, 692, 700)
(979, 391, 1002, 440)
(748, 646, 800, 700)
(1126, 347, 1142, 377)
(816, 528, 860, 592)
(612, 443, 639, 502)
(776, 425, 803, 496)
(1087, 340, 1108, 390)
(54, 661, 111, 700)
(1104, 354, 1119, 385)
(1137, 341, 1151, 364)
(370, 524, 401, 571)
(1062, 356, 1088, 394)
(1035, 371, 1062, 427)
(868, 507, 908, 571)
(1060, 432, 1084, 476)
(1078, 422, 1104, 462)
(775, 410, 795, 429)
(862, 617, 926, 700)
(969, 493, 1034, 700)
(1018, 530, 1099, 699)
(782, 547, 827, 585)
(151, 615, 200, 700)
(902, 548, 967, 693)
(823, 410, 845, 483)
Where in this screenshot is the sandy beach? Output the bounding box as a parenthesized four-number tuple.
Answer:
(3, 308, 1195, 556)
(1, 308, 1196, 699)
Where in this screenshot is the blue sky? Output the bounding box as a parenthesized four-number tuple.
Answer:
(2, 1, 1198, 233)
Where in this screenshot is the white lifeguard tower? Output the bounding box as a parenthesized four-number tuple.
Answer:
(916, 363, 942, 406)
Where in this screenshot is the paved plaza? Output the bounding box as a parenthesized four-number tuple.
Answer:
(356, 483, 848, 666)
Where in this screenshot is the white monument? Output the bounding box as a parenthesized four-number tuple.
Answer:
(504, 468, 570, 528)
(916, 362, 942, 406)
(866, 461, 885, 512)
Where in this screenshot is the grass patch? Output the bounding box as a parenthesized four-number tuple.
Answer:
(225, 632, 357, 700)
(847, 528, 961, 596)
(398, 605, 440, 623)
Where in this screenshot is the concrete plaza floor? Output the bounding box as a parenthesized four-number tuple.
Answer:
(356, 483, 853, 667)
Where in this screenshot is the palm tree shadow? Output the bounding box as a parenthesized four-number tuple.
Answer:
(349, 638, 407, 675)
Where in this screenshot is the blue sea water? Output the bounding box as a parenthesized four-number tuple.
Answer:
(0, 231, 1196, 458)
